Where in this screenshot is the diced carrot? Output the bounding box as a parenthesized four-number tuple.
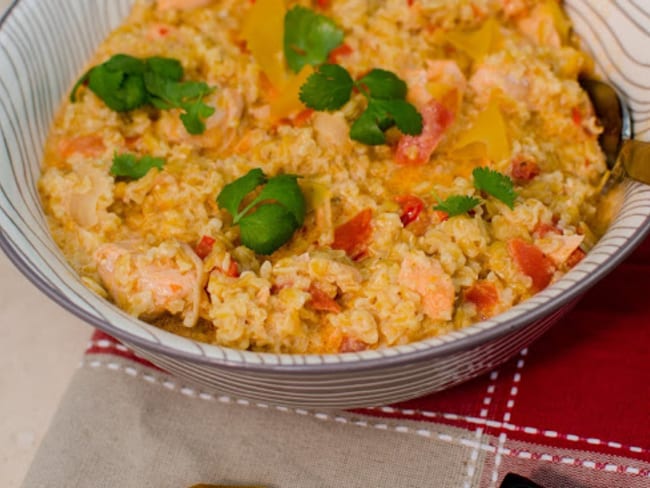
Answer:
(464, 281, 499, 319)
(225, 260, 240, 278)
(328, 43, 353, 63)
(339, 336, 367, 353)
(292, 108, 314, 127)
(332, 208, 373, 260)
(59, 135, 105, 159)
(394, 99, 455, 165)
(507, 238, 555, 292)
(432, 209, 449, 223)
(511, 155, 540, 182)
(571, 107, 582, 126)
(316, 0, 329, 8)
(565, 247, 586, 269)
(394, 194, 425, 226)
(308, 284, 341, 313)
(195, 235, 216, 259)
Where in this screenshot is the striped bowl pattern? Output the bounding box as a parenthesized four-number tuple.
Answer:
(1, 0, 649, 408)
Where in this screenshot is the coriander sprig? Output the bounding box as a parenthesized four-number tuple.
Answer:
(299, 64, 423, 145)
(284, 6, 344, 73)
(472, 167, 517, 209)
(434, 194, 482, 217)
(433, 167, 518, 217)
(217, 169, 306, 255)
(110, 153, 165, 180)
(71, 54, 215, 135)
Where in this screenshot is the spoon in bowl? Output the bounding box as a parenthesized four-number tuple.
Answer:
(579, 78, 650, 193)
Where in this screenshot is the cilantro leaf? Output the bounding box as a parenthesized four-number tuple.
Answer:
(255, 174, 306, 225)
(299, 63, 423, 146)
(217, 168, 266, 221)
(284, 6, 344, 74)
(357, 69, 407, 100)
(216, 169, 307, 255)
(180, 98, 216, 135)
(110, 153, 165, 180)
(70, 54, 215, 135)
(239, 204, 300, 255)
(434, 195, 481, 217)
(87, 64, 148, 112)
(299, 63, 354, 110)
(146, 57, 183, 82)
(472, 167, 518, 209)
(350, 102, 390, 145)
(373, 99, 423, 135)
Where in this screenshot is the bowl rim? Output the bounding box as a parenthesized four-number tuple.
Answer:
(1, 0, 649, 374)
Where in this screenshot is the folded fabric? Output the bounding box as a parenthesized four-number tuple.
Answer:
(21, 238, 650, 488)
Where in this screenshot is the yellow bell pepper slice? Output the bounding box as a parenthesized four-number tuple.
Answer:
(446, 17, 501, 61)
(242, 0, 287, 88)
(455, 96, 510, 163)
(270, 65, 314, 118)
(541, 0, 571, 45)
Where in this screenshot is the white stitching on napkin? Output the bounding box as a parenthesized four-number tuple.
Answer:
(80, 358, 650, 478)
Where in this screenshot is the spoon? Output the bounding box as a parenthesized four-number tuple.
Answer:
(579, 78, 650, 192)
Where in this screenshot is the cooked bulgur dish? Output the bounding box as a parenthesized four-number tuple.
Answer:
(40, 0, 612, 353)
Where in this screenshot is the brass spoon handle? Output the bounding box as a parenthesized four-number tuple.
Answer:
(618, 139, 650, 184)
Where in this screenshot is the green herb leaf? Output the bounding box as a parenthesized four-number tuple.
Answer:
(357, 69, 407, 100)
(70, 54, 215, 135)
(216, 169, 307, 255)
(299, 63, 423, 146)
(472, 167, 518, 209)
(239, 204, 299, 255)
(284, 5, 344, 74)
(349, 102, 389, 145)
(110, 153, 165, 180)
(255, 174, 306, 225)
(146, 57, 183, 82)
(374, 99, 423, 135)
(217, 168, 266, 221)
(87, 64, 148, 112)
(434, 195, 481, 217)
(299, 63, 354, 110)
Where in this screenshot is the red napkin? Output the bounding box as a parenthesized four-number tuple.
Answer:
(84, 236, 650, 487)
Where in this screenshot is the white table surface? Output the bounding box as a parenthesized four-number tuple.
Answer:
(0, 2, 92, 486)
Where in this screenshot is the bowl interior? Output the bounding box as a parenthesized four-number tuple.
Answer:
(1, 0, 649, 370)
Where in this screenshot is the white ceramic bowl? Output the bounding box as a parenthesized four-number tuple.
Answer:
(1, 0, 649, 408)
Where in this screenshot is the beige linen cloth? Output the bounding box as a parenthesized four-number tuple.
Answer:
(21, 354, 477, 488)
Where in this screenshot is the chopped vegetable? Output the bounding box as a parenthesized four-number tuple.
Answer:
(473, 167, 518, 209)
(434, 194, 481, 217)
(194, 235, 216, 259)
(300, 64, 423, 145)
(464, 280, 499, 318)
(507, 238, 555, 291)
(446, 17, 501, 61)
(216, 169, 306, 255)
(454, 97, 510, 163)
(110, 153, 165, 180)
(328, 43, 353, 63)
(242, 0, 287, 88)
(308, 284, 341, 313)
(511, 155, 540, 182)
(71, 54, 215, 135)
(332, 208, 372, 260)
(394, 194, 424, 226)
(284, 5, 344, 73)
